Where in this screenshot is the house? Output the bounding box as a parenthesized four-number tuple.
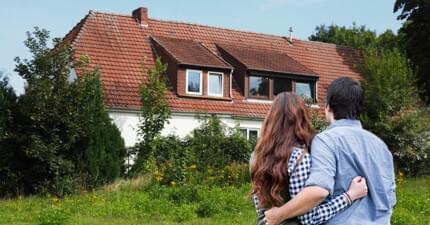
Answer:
(64, 7, 361, 147)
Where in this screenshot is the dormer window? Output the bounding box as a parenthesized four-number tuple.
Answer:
(186, 69, 203, 95)
(208, 72, 223, 96)
(295, 81, 315, 101)
(247, 74, 317, 101)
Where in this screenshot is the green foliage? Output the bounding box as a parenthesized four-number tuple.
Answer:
(0, 75, 17, 141)
(0, 178, 428, 224)
(73, 67, 126, 188)
(309, 23, 401, 51)
(0, 75, 19, 196)
(310, 110, 329, 133)
(134, 115, 253, 186)
(309, 23, 430, 176)
(309, 23, 378, 49)
(395, 0, 430, 102)
(0, 27, 125, 197)
(360, 49, 418, 120)
(134, 58, 171, 168)
(37, 207, 69, 225)
(359, 49, 430, 176)
(188, 115, 252, 169)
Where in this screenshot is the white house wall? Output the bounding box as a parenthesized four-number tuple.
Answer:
(109, 110, 263, 148)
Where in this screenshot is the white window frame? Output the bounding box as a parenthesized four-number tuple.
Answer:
(207, 71, 224, 97)
(186, 69, 203, 95)
(240, 128, 260, 140)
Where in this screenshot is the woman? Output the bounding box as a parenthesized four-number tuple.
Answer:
(250, 92, 367, 225)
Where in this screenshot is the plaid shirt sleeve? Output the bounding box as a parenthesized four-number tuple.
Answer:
(289, 148, 350, 225)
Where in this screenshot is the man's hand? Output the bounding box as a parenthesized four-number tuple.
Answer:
(346, 176, 368, 201)
(264, 207, 283, 225)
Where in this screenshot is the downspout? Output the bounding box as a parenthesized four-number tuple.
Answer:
(229, 69, 234, 98)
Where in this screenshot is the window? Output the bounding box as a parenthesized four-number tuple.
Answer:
(273, 77, 292, 96)
(249, 76, 269, 99)
(240, 128, 260, 140)
(295, 81, 315, 102)
(249, 130, 259, 140)
(247, 74, 317, 102)
(208, 72, 223, 96)
(186, 70, 202, 95)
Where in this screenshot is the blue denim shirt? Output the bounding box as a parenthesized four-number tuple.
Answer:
(305, 119, 396, 225)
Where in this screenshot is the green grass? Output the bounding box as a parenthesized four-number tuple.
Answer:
(0, 178, 429, 225)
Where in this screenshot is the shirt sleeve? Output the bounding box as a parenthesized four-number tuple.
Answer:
(298, 194, 350, 225)
(305, 135, 337, 195)
(288, 151, 350, 225)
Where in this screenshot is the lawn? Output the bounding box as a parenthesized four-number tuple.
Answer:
(0, 178, 428, 225)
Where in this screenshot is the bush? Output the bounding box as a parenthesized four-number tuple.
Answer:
(360, 49, 430, 176)
(135, 115, 254, 186)
(0, 28, 126, 197)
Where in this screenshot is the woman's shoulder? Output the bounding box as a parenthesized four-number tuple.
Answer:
(288, 147, 311, 173)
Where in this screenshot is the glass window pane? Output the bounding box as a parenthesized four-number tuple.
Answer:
(249, 130, 258, 140)
(249, 76, 269, 98)
(187, 71, 201, 93)
(273, 78, 292, 96)
(209, 73, 222, 95)
(295, 82, 314, 101)
(239, 129, 247, 138)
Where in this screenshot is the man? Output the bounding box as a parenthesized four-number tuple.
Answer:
(264, 77, 396, 225)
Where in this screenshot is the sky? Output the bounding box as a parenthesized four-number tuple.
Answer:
(0, 0, 402, 95)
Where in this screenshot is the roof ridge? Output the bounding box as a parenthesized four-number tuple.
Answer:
(87, 10, 358, 51)
(150, 17, 290, 40)
(87, 10, 293, 40)
(91, 10, 134, 18)
(63, 10, 95, 46)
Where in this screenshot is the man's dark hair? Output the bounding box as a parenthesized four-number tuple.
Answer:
(326, 77, 363, 120)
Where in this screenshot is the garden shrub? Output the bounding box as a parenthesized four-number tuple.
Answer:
(360, 48, 430, 176)
(137, 115, 254, 186)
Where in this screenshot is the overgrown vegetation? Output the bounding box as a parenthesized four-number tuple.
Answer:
(394, 0, 430, 103)
(309, 23, 430, 176)
(130, 57, 171, 175)
(0, 28, 126, 197)
(136, 115, 253, 187)
(0, 176, 428, 225)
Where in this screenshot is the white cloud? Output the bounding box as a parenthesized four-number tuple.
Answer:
(262, 0, 327, 10)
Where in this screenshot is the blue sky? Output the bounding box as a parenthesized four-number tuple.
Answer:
(0, 0, 402, 94)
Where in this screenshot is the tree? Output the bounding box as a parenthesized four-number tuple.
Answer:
(0, 75, 17, 142)
(131, 57, 171, 174)
(309, 23, 378, 49)
(73, 63, 126, 188)
(309, 23, 401, 51)
(0, 75, 19, 196)
(1, 27, 126, 197)
(394, 0, 430, 102)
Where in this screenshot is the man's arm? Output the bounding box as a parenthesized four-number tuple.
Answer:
(265, 186, 329, 224)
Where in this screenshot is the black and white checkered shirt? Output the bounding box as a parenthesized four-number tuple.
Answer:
(253, 147, 350, 225)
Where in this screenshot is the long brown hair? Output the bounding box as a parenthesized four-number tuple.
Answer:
(250, 92, 315, 208)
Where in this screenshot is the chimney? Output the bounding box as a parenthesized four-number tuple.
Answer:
(288, 27, 293, 43)
(132, 7, 149, 28)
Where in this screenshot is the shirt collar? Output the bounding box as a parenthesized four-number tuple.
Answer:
(328, 119, 362, 130)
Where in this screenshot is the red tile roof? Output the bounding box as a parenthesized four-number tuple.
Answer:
(64, 9, 362, 118)
(217, 44, 317, 76)
(151, 36, 232, 70)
